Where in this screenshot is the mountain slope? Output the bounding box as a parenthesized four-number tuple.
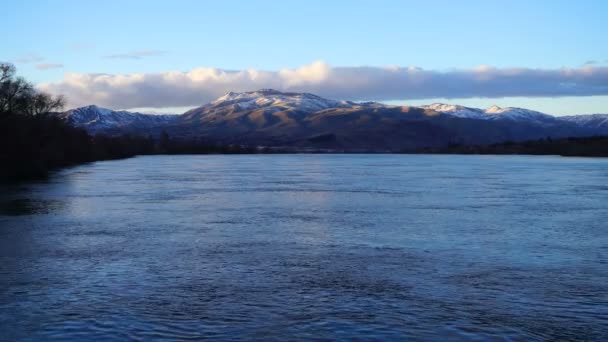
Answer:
(422, 103, 486, 119)
(59, 105, 177, 135)
(174, 90, 391, 142)
(422, 103, 559, 125)
(561, 114, 608, 135)
(203, 89, 355, 113)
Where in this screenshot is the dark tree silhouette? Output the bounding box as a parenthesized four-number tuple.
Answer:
(0, 63, 259, 182)
(159, 130, 171, 152)
(0, 63, 64, 117)
(414, 136, 608, 157)
(0, 63, 152, 181)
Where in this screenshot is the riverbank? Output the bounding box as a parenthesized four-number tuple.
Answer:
(412, 136, 608, 157)
(3, 112, 606, 184)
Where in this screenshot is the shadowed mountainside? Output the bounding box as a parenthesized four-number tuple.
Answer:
(61, 90, 606, 152)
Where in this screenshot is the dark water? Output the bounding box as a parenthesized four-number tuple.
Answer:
(1, 155, 607, 341)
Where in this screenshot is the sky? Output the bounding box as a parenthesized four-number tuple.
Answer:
(3, 0, 608, 115)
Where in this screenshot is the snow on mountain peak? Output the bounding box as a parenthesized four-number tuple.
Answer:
(77, 104, 114, 116)
(61, 105, 177, 134)
(426, 103, 464, 112)
(483, 106, 556, 123)
(207, 89, 350, 113)
(485, 105, 503, 113)
(422, 103, 486, 119)
(423, 103, 558, 124)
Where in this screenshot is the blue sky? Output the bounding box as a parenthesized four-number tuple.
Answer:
(4, 0, 608, 114)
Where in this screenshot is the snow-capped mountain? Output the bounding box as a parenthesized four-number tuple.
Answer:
(422, 103, 487, 119)
(59, 105, 178, 134)
(484, 105, 558, 124)
(179, 89, 368, 132)
(423, 103, 558, 124)
(59, 90, 606, 151)
(205, 89, 356, 113)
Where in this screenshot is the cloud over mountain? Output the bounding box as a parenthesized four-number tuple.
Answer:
(39, 61, 608, 109)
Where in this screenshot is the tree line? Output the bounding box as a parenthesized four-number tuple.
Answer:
(0, 63, 258, 182)
(413, 136, 608, 157)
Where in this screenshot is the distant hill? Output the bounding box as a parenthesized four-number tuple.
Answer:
(58, 90, 607, 152)
(58, 105, 178, 135)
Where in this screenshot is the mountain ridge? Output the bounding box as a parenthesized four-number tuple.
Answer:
(59, 104, 178, 135)
(58, 90, 608, 151)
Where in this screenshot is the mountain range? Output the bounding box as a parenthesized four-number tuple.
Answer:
(58, 89, 608, 152)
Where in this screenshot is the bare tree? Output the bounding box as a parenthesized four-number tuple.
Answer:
(0, 62, 65, 116)
(27, 92, 65, 116)
(0, 63, 16, 83)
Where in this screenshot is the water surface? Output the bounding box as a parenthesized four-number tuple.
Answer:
(1, 155, 607, 340)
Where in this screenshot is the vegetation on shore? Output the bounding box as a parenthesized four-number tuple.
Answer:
(414, 136, 608, 157)
(0, 63, 257, 182)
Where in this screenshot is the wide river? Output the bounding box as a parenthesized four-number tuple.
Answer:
(1, 155, 607, 340)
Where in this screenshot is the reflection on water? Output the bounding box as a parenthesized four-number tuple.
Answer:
(1, 155, 608, 340)
(0, 198, 64, 216)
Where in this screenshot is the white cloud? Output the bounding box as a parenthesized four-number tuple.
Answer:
(278, 61, 331, 86)
(38, 61, 608, 109)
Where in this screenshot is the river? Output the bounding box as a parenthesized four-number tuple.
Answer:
(1, 155, 607, 340)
